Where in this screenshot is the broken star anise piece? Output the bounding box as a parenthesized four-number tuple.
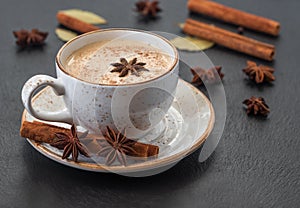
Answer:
(13, 29, 48, 48)
(110, 57, 148, 77)
(243, 96, 270, 116)
(96, 126, 137, 166)
(243, 60, 275, 84)
(191, 66, 224, 86)
(50, 124, 90, 162)
(135, 0, 162, 18)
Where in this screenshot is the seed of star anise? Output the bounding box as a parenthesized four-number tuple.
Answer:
(110, 57, 148, 77)
(243, 60, 275, 84)
(50, 124, 90, 162)
(13, 29, 48, 48)
(243, 96, 270, 116)
(135, 0, 161, 18)
(96, 127, 137, 166)
(191, 66, 224, 86)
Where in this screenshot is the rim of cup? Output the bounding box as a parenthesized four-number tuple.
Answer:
(56, 28, 179, 87)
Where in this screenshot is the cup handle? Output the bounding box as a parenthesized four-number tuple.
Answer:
(21, 75, 73, 123)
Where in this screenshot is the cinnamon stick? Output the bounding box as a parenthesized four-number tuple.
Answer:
(20, 121, 159, 158)
(20, 121, 70, 143)
(85, 134, 159, 158)
(187, 0, 280, 36)
(56, 12, 100, 34)
(183, 18, 275, 61)
(129, 141, 159, 158)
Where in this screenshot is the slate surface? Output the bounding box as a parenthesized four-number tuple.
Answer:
(0, 0, 299, 207)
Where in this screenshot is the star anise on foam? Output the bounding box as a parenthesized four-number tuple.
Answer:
(110, 57, 148, 77)
(13, 29, 48, 48)
(191, 66, 224, 86)
(135, 0, 161, 18)
(96, 127, 137, 166)
(50, 124, 90, 162)
(243, 60, 275, 84)
(243, 96, 270, 116)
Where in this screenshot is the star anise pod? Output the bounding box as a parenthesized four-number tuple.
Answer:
(135, 0, 161, 18)
(96, 127, 137, 166)
(50, 124, 90, 162)
(110, 57, 148, 77)
(243, 60, 275, 84)
(191, 66, 224, 86)
(13, 29, 48, 48)
(243, 96, 270, 116)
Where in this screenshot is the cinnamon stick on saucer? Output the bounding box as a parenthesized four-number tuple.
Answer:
(20, 121, 159, 158)
(183, 18, 275, 61)
(187, 0, 280, 36)
(20, 121, 70, 143)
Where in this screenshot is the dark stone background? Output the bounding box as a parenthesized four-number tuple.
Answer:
(0, 0, 299, 207)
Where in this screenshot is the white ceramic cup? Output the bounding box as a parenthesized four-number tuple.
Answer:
(21, 29, 179, 138)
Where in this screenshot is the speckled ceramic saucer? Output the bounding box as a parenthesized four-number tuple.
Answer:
(21, 79, 214, 175)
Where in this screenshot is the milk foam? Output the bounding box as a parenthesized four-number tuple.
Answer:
(64, 39, 173, 85)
